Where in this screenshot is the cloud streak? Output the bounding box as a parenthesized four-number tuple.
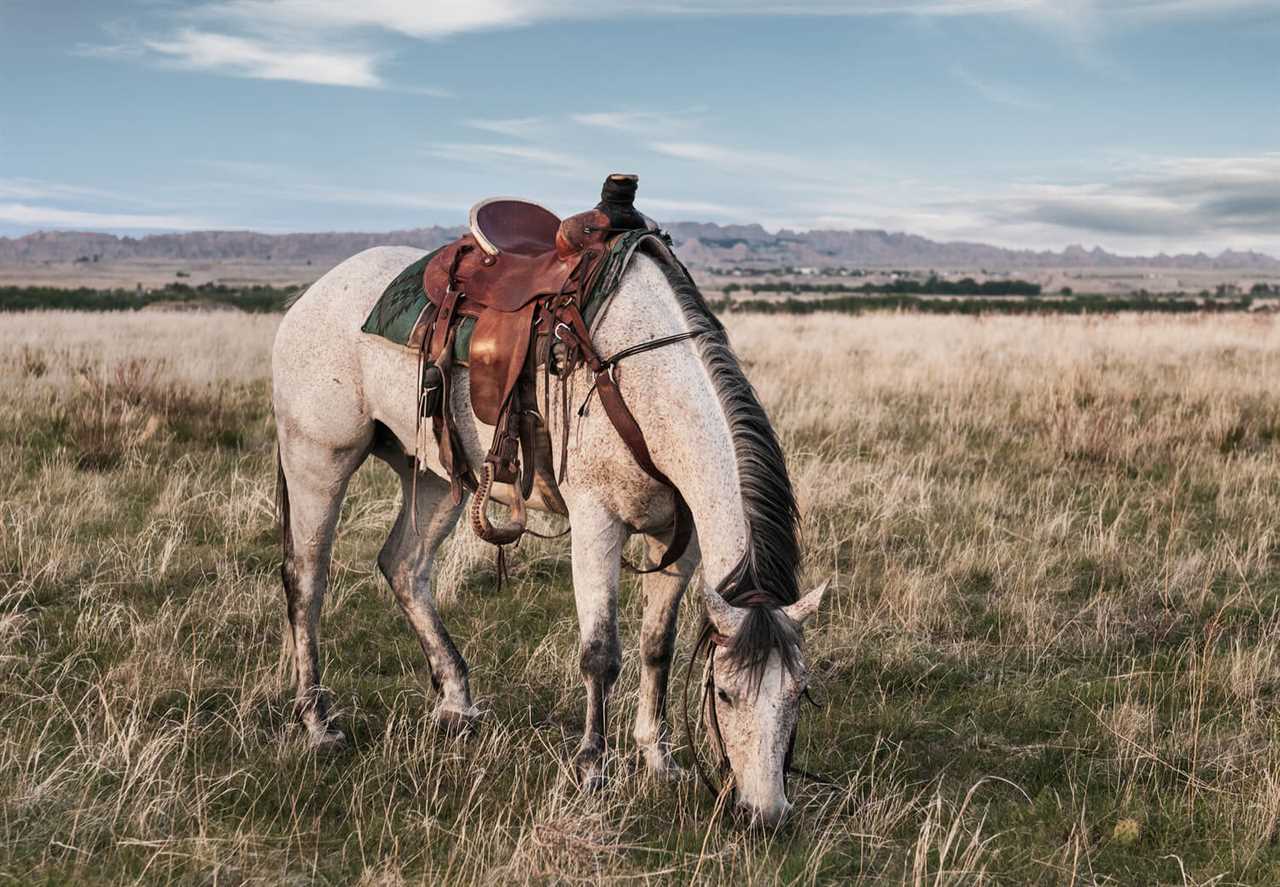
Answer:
(950, 64, 1046, 110)
(201, 0, 1276, 39)
(997, 154, 1280, 241)
(423, 142, 582, 173)
(142, 29, 382, 87)
(464, 117, 548, 139)
(648, 141, 798, 173)
(572, 109, 704, 134)
(0, 203, 213, 230)
(89, 1, 1273, 90)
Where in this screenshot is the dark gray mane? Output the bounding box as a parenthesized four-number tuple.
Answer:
(644, 247, 802, 685)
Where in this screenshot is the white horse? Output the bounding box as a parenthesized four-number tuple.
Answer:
(271, 242, 828, 825)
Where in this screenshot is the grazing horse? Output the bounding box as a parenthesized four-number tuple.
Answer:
(272, 241, 828, 825)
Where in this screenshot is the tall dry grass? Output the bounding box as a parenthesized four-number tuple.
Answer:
(4, 309, 1280, 884)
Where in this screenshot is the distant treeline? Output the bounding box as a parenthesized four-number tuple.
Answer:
(718, 294, 1257, 316)
(0, 282, 302, 313)
(723, 275, 1043, 297)
(1, 281, 1266, 319)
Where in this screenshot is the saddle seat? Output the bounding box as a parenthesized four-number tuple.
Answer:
(470, 198, 561, 258)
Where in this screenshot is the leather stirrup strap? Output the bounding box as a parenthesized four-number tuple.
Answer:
(429, 248, 477, 505)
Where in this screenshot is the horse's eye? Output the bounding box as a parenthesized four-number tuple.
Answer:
(716, 688, 733, 707)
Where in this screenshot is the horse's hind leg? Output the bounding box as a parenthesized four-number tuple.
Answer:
(375, 449, 475, 728)
(278, 433, 367, 747)
(634, 528, 700, 778)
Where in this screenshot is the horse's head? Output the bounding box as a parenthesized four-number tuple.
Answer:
(702, 580, 830, 828)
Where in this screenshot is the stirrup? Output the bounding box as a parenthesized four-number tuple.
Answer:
(470, 462, 527, 546)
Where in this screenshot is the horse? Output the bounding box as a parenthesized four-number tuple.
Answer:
(271, 240, 829, 826)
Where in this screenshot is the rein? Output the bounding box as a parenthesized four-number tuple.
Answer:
(572, 329, 705, 419)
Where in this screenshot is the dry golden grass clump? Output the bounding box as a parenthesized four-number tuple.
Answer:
(5, 309, 1280, 884)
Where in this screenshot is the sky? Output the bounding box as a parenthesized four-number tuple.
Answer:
(1, 0, 1277, 255)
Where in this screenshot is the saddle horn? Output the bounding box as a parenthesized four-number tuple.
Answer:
(596, 173, 648, 232)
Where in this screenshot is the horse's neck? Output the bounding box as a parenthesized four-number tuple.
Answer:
(567, 255, 750, 588)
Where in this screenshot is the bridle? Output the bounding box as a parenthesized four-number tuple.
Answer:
(680, 599, 828, 806)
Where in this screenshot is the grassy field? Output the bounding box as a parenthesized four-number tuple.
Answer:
(5, 310, 1280, 884)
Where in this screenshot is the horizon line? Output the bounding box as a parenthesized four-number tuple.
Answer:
(1, 223, 1277, 264)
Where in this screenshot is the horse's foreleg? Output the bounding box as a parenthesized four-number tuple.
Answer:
(278, 434, 366, 747)
(634, 527, 700, 778)
(376, 456, 474, 728)
(567, 497, 627, 791)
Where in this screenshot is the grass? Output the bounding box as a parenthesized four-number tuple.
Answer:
(5, 309, 1280, 884)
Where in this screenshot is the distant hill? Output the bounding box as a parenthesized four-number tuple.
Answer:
(662, 224, 1280, 271)
(2, 223, 1277, 271)
(0, 227, 465, 265)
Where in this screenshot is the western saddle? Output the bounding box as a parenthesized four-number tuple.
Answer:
(413, 174, 693, 569)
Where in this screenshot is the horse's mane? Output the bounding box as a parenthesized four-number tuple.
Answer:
(643, 246, 802, 687)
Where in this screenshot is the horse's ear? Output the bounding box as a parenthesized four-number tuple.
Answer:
(783, 579, 831, 627)
(704, 586, 746, 637)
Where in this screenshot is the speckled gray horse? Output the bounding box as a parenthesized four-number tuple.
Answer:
(272, 244, 828, 825)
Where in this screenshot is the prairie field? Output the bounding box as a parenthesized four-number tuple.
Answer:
(8, 309, 1280, 885)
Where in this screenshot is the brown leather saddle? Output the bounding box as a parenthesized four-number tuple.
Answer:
(412, 174, 693, 567)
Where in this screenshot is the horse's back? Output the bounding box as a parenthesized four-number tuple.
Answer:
(273, 246, 426, 453)
(281, 246, 426, 332)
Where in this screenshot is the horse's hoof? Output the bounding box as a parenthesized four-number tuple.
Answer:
(433, 704, 480, 735)
(573, 746, 607, 792)
(308, 727, 346, 750)
(641, 749, 684, 782)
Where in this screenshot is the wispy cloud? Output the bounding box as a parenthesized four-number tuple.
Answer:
(141, 29, 382, 87)
(188, 162, 471, 212)
(199, 0, 1276, 39)
(206, 0, 550, 38)
(642, 196, 758, 218)
(996, 153, 1280, 240)
(464, 117, 548, 139)
(0, 178, 148, 205)
(423, 142, 582, 173)
(950, 64, 1046, 110)
(86, 0, 1272, 91)
(572, 109, 704, 134)
(292, 184, 466, 213)
(648, 141, 795, 173)
(0, 203, 213, 230)
(731, 151, 1280, 255)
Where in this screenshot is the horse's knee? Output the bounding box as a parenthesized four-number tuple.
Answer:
(640, 626, 676, 669)
(580, 636, 621, 687)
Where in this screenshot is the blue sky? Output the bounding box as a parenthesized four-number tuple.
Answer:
(1, 1, 1277, 254)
